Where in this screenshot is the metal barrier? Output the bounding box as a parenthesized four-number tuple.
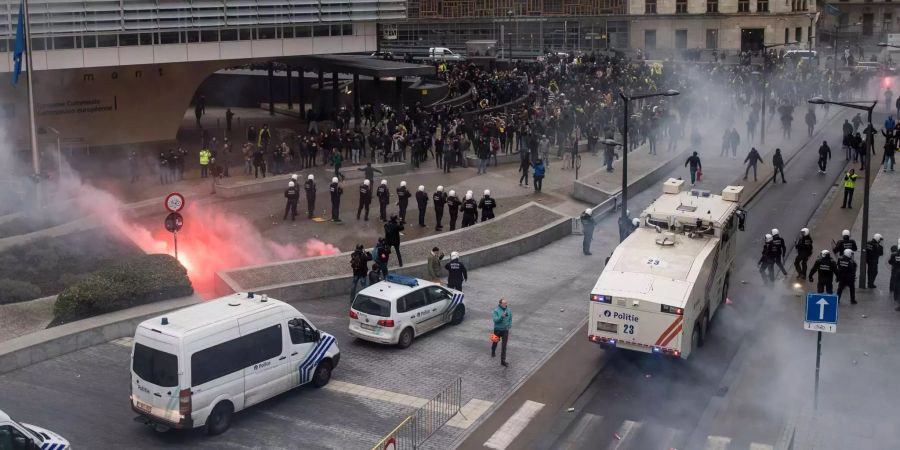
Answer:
(372, 377, 463, 450)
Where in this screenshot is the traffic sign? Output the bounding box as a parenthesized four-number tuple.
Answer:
(164, 212, 184, 233)
(804, 293, 838, 333)
(165, 192, 185, 213)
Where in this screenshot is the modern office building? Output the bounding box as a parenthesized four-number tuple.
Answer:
(0, 0, 403, 146)
(378, 0, 817, 56)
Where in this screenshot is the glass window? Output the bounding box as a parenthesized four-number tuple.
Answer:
(342, 24, 353, 36)
(757, 0, 769, 11)
(425, 286, 452, 304)
(258, 27, 277, 39)
(160, 32, 179, 44)
(296, 26, 311, 37)
(676, 0, 687, 13)
(119, 33, 139, 46)
(738, 0, 750, 12)
(133, 343, 179, 387)
(282, 26, 294, 38)
(239, 28, 252, 40)
(140, 33, 153, 45)
(0, 424, 33, 450)
(221, 29, 238, 41)
(185, 30, 200, 43)
(190, 325, 283, 387)
(401, 290, 428, 312)
(795, 27, 802, 43)
(313, 25, 330, 37)
(644, 29, 656, 49)
(245, 325, 283, 365)
(352, 295, 391, 317)
(288, 318, 317, 344)
(53, 36, 76, 50)
(97, 34, 117, 47)
(200, 30, 218, 42)
(706, 0, 718, 12)
(675, 29, 688, 49)
(30, 37, 46, 51)
(645, 0, 657, 13)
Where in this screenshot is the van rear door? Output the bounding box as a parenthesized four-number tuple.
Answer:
(131, 330, 182, 425)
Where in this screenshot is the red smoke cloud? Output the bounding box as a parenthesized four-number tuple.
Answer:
(71, 184, 339, 297)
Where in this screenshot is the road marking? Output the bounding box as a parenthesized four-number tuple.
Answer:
(560, 413, 603, 450)
(323, 380, 493, 429)
(483, 400, 545, 450)
(705, 435, 732, 450)
(110, 337, 133, 348)
(749, 444, 774, 450)
(607, 420, 642, 450)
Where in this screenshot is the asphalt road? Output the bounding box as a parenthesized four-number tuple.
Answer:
(458, 109, 856, 450)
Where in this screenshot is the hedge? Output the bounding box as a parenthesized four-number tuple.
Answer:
(0, 279, 42, 305)
(53, 254, 194, 324)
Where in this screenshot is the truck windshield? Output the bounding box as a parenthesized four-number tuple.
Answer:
(352, 295, 391, 317)
(133, 342, 179, 387)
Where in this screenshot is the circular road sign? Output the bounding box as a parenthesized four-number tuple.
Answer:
(164, 212, 184, 233)
(383, 437, 396, 450)
(165, 192, 185, 213)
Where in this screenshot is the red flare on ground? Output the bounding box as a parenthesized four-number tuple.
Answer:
(72, 185, 339, 297)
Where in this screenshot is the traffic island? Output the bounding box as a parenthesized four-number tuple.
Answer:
(215, 202, 571, 299)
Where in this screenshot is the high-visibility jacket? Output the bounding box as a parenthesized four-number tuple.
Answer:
(843, 172, 858, 189)
(199, 149, 211, 165)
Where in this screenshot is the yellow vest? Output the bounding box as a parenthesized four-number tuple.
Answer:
(199, 149, 210, 165)
(843, 173, 857, 188)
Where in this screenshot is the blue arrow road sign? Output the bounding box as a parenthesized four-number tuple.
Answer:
(805, 293, 838, 324)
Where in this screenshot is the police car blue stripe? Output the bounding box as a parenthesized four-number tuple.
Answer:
(298, 334, 335, 384)
(46, 444, 57, 450)
(302, 335, 335, 384)
(40, 443, 49, 450)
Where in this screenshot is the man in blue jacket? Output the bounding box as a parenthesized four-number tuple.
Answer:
(491, 299, 512, 367)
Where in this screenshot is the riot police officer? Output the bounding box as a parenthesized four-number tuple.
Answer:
(794, 228, 814, 279)
(864, 233, 884, 288)
(836, 249, 858, 304)
(397, 180, 411, 222)
(376, 179, 390, 222)
(357, 179, 372, 221)
(888, 243, 900, 309)
(329, 177, 343, 222)
(283, 180, 299, 221)
(478, 189, 497, 221)
(446, 190, 461, 231)
(809, 250, 838, 294)
(758, 234, 777, 284)
(433, 185, 447, 231)
(771, 228, 788, 276)
(415, 185, 428, 227)
(444, 251, 468, 290)
(461, 190, 478, 227)
(833, 229, 858, 254)
(304, 174, 317, 218)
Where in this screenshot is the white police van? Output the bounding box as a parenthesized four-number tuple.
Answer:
(0, 409, 70, 450)
(130, 293, 339, 435)
(349, 274, 465, 348)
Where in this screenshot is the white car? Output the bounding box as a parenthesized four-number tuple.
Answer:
(0, 409, 71, 450)
(349, 274, 466, 348)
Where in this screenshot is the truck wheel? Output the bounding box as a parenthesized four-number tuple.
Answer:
(312, 360, 333, 388)
(451, 305, 466, 325)
(206, 402, 233, 436)
(397, 328, 414, 349)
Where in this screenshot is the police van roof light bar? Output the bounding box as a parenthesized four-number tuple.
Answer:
(385, 273, 419, 287)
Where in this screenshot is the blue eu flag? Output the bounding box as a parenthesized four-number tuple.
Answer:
(12, 0, 25, 85)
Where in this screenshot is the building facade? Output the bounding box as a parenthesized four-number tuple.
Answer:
(378, 0, 817, 54)
(818, 1, 900, 46)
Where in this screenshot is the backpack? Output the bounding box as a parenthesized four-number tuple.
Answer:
(351, 251, 364, 271)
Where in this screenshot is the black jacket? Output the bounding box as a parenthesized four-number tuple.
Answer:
(284, 186, 300, 201)
(771, 234, 787, 259)
(397, 186, 411, 205)
(864, 239, 884, 262)
(446, 195, 461, 215)
(833, 237, 858, 254)
(836, 256, 857, 282)
(432, 191, 447, 208)
(384, 220, 404, 245)
(359, 184, 372, 203)
(479, 196, 497, 216)
(350, 250, 372, 277)
(330, 182, 343, 201)
(377, 185, 390, 203)
(416, 191, 428, 207)
(818, 143, 831, 159)
(809, 256, 838, 282)
(461, 199, 478, 218)
(795, 234, 814, 258)
(304, 180, 316, 198)
(445, 260, 468, 286)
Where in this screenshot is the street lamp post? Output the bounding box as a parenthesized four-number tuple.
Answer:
(616, 89, 680, 242)
(808, 97, 876, 289)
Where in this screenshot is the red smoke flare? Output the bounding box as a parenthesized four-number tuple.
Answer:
(72, 185, 339, 297)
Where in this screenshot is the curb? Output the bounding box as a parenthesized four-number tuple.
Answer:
(0, 294, 202, 375)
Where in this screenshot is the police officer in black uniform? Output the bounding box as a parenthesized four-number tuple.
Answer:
(478, 189, 497, 222)
(433, 185, 447, 231)
(794, 228, 814, 279)
(304, 174, 317, 218)
(383, 214, 404, 267)
(758, 234, 777, 284)
(836, 249, 858, 304)
(445, 252, 468, 290)
(809, 250, 838, 294)
(461, 190, 478, 227)
(357, 179, 372, 221)
(397, 181, 411, 223)
(771, 228, 788, 276)
(329, 177, 343, 222)
(283, 180, 300, 221)
(864, 233, 884, 288)
(833, 229, 858, 254)
(446, 190, 461, 231)
(376, 179, 390, 222)
(415, 185, 428, 227)
(888, 244, 900, 310)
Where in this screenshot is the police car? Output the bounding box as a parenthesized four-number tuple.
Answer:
(349, 274, 465, 348)
(0, 408, 71, 450)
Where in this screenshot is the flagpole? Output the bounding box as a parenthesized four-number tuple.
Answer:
(21, 0, 41, 206)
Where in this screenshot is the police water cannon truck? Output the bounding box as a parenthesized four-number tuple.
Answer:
(588, 178, 744, 358)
